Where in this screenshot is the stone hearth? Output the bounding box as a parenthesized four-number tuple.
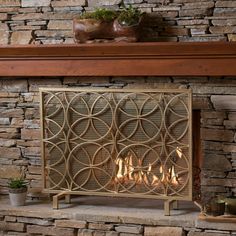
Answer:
(0, 196, 232, 236)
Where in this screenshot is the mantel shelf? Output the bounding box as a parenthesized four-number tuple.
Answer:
(0, 42, 236, 77)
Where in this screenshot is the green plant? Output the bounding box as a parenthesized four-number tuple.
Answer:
(117, 5, 143, 26)
(78, 8, 118, 22)
(8, 178, 27, 189)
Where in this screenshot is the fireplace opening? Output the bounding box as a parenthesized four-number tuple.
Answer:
(40, 88, 193, 215)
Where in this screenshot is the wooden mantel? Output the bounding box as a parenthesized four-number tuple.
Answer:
(1, 42, 236, 77)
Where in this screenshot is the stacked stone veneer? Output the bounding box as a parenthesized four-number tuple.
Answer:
(0, 76, 236, 204)
(1, 201, 236, 236)
(0, 0, 236, 44)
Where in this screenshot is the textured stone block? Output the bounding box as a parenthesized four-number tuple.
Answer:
(24, 120, 40, 129)
(191, 27, 208, 35)
(215, 1, 236, 8)
(0, 13, 7, 20)
(179, 35, 227, 42)
(201, 111, 226, 119)
(182, 1, 214, 9)
(17, 217, 53, 226)
(231, 113, 236, 120)
(5, 216, 16, 222)
(56, 219, 87, 229)
(212, 19, 236, 26)
(88, 0, 121, 7)
(24, 146, 41, 157)
(115, 225, 143, 234)
(178, 19, 209, 26)
(28, 78, 62, 92)
(202, 153, 232, 171)
(201, 178, 235, 187)
(180, 8, 213, 17)
(25, 108, 40, 119)
(27, 225, 75, 236)
(78, 228, 94, 236)
(12, 12, 44, 20)
(223, 144, 236, 153)
(11, 31, 32, 44)
(0, 108, 24, 118)
(203, 141, 223, 151)
(28, 166, 42, 174)
(22, 0, 51, 7)
(224, 120, 236, 129)
(188, 231, 230, 236)
(0, 165, 21, 178)
(0, 118, 10, 125)
(52, 0, 85, 7)
(214, 8, 236, 17)
(0, 0, 20, 6)
(210, 26, 236, 34)
(211, 95, 236, 110)
(120, 234, 142, 236)
(48, 20, 72, 30)
(0, 221, 25, 232)
(201, 128, 234, 142)
(191, 85, 236, 95)
(196, 220, 236, 231)
(93, 231, 106, 236)
(151, 10, 178, 18)
(21, 129, 41, 140)
(0, 79, 27, 93)
(144, 226, 184, 236)
(0, 147, 21, 159)
(89, 223, 114, 231)
(106, 232, 119, 236)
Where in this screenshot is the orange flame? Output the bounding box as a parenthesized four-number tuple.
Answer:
(115, 155, 179, 187)
(176, 147, 183, 159)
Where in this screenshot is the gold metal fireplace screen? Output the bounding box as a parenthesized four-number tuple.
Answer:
(40, 88, 192, 215)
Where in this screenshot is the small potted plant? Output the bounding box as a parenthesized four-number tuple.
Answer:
(113, 5, 143, 42)
(73, 8, 118, 43)
(8, 178, 28, 206)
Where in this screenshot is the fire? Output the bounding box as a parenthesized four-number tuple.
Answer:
(176, 147, 183, 158)
(115, 153, 179, 187)
(169, 166, 178, 185)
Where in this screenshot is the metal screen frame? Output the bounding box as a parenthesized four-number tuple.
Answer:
(40, 88, 192, 205)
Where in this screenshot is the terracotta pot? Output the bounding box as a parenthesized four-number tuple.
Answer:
(73, 18, 114, 43)
(73, 18, 142, 43)
(9, 187, 27, 206)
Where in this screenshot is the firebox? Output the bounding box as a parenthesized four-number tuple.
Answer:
(40, 88, 192, 215)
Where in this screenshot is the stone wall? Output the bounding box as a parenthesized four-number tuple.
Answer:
(1, 198, 236, 236)
(0, 0, 236, 44)
(0, 76, 236, 205)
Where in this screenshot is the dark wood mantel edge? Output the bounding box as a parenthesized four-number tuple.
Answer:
(0, 42, 236, 77)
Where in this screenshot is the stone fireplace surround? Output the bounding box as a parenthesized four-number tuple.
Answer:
(1, 42, 236, 236)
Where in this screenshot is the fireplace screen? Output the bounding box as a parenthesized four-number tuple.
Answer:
(40, 88, 192, 213)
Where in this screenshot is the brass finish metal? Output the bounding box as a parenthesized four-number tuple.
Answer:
(40, 88, 192, 213)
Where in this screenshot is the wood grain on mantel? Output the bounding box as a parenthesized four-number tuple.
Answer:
(0, 42, 236, 77)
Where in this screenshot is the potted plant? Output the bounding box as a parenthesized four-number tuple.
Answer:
(8, 178, 28, 206)
(113, 5, 143, 41)
(73, 5, 144, 43)
(73, 8, 118, 43)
